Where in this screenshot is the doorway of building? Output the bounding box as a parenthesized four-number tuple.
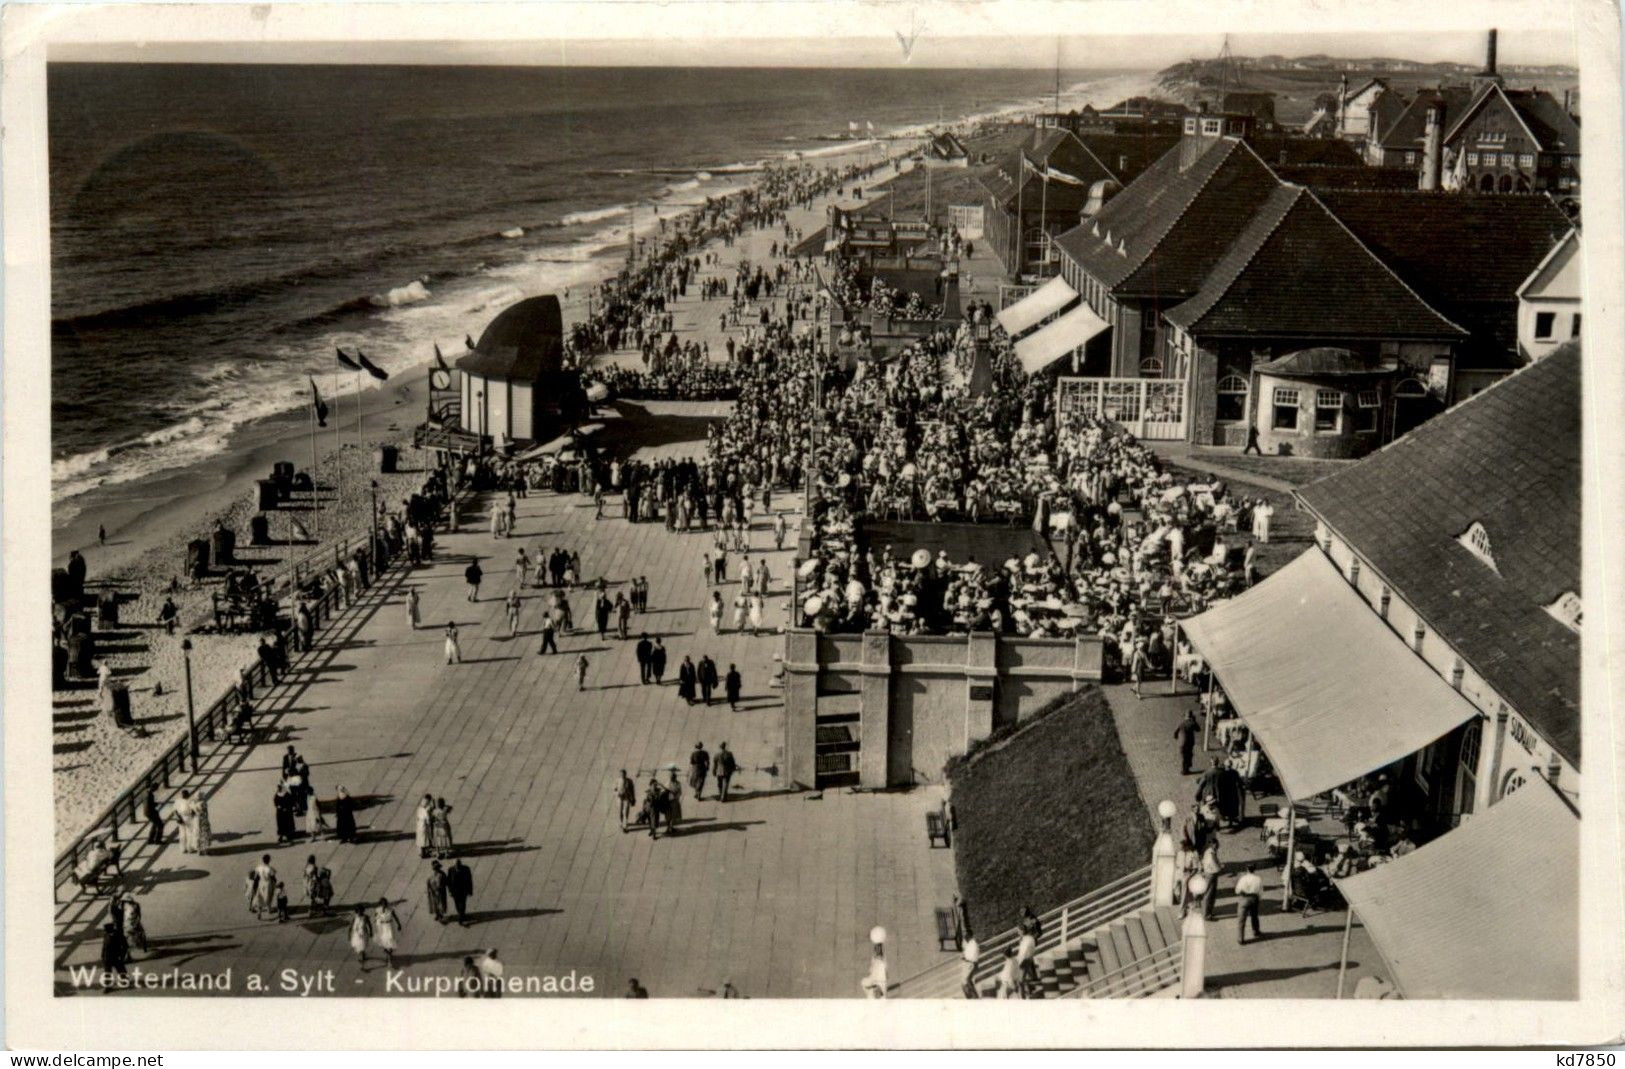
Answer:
(814, 709, 862, 789)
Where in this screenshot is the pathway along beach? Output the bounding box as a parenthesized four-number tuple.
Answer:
(51, 138, 898, 851)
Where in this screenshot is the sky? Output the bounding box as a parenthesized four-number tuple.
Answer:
(39, 3, 1580, 70)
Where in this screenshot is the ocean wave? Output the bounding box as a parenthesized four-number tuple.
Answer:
(559, 204, 630, 226)
(500, 227, 525, 239)
(371, 278, 431, 308)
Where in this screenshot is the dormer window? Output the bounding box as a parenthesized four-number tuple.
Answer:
(1201, 118, 1222, 136)
(1458, 522, 1498, 573)
(1546, 591, 1582, 632)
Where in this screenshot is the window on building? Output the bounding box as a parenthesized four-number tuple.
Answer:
(1348, 559, 1361, 586)
(1412, 621, 1426, 653)
(1481, 152, 1496, 166)
(1572, 313, 1582, 338)
(1519, 153, 1535, 168)
(1216, 372, 1248, 422)
(1139, 354, 1163, 377)
(1458, 521, 1498, 572)
(1201, 118, 1222, 136)
(1546, 591, 1582, 632)
(1271, 386, 1300, 431)
(1562, 155, 1575, 170)
(1466, 152, 1479, 166)
(1404, 151, 1417, 165)
(1379, 585, 1391, 620)
(1535, 311, 1556, 339)
(1314, 389, 1342, 432)
(1356, 390, 1381, 434)
(1558, 176, 1573, 190)
(1450, 659, 1465, 690)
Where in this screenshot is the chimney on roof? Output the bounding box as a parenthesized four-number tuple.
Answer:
(1486, 28, 1498, 75)
(1420, 99, 1445, 191)
(1338, 73, 1349, 137)
(1563, 88, 1572, 114)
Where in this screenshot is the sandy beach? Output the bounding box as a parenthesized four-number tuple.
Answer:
(51, 137, 896, 851)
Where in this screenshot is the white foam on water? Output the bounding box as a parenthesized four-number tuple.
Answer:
(560, 204, 630, 226)
(500, 227, 525, 239)
(371, 278, 431, 307)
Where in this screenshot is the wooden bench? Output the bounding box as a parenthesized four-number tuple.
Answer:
(71, 845, 122, 897)
(925, 809, 951, 848)
(934, 906, 962, 951)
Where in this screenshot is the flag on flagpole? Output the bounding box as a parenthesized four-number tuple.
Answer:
(465, 334, 478, 352)
(309, 377, 329, 427)
(335, 347, 362, 371)
(433, 343, 450, 371)
(356, 351, 390, 381)
(1043, 164, 1086, 186)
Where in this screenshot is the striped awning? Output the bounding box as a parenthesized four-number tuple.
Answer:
(1337, 782, 1578, 1000)
(996, 275, 1078, 337)
(1012, 301, 1109, 375)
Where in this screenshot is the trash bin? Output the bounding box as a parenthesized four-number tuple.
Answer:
(377, 444, 398, 474)
(212, 526, 236, 565)
(250, 514, 272, 546)
(97, 591, 119, 627)
(109, 683, 133, 730)
(187, 538, 210, 579)
(256, 479, 280, 511)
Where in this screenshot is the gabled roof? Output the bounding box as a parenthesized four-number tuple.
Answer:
(1164, 185, 1464, 339)
(1375, 86, 1477, 150)
(1346, 77, 1388, 101)
(1248, 136, 1364, 167)
(1517, 228, 1581, 300)
(1316, 191, 1573, 367)
(1257, 347, 1398, 377)
(1073, 131, 1181, 185)
(981, 129, 1111, 211)
(1443, 84, 1581, 153)
(1295, 342, 1580, 762)
(1053, 137, 1283, 297)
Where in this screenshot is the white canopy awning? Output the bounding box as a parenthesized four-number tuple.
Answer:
(1337, 782, 1578, 1000)
(1013, 301, 1109, 375)
(996, 275, 1078, 337)
(1180, 549, 1481, 801)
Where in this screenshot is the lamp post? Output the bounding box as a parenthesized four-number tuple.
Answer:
(370, 479, 379, 567)
(1152, 799, 1179, 907)
(181, 638, 197, 770)
(1181, 875, 1208, 999)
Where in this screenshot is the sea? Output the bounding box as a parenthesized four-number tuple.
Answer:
(49, 63, 1149, 523)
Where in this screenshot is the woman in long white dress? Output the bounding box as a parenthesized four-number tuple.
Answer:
(373, 898, 401, 968)
(305, 793, 329, 840)
(708, 591, 724, 634)
(414, 794, 434, 858)
(732, 594, 748, 633)
(748, 594, 764, 636)
(171, 791, 198, 853)
(348, 906, 372, 966)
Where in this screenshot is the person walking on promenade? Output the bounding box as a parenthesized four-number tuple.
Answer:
(100, 923, 131, 980)
(464, 559, 483, 602)
(1244, 541, 1258, 588)
(688, 743, 711, 800)
(1199, 838, 1222, 920)
(172, 789, 199, 853)
(732, 591, 748, 633)
(479, 949, 505, 996)
(415, 794, 434, 859)
(714, 547, 728, 584)
(698, 655, 719, 705)
(273, 783, 298, 844)
(713, 742, 737, 802)
(773, 512, 788, 551)
(349, 905, 373, 967)
(447, 858, 474, 926)
(335, 787, 358, 843)
(594, 592, 612, 640)
(373, 898, 402, 968)
(444, 622, 463, 665)
(708, 590, 725, 633)
(995, 947, 1020, 999)
(636, 634, 654, 683)
(250, 855, 277, 920)
(576, 652, 591, 691)
(538, 613, 558, 655)
(505, 588, 522, 637)
(302, 855, 321, 909)
(861, 942, 888, 999)
(515, 548, 531, 589)
(616, 593, 632, 640)
(1235, 863, 1264, 944)
(615, 770, 638, 830)
(430, 797, 455, 859)
(960, 932, 981, 998)
(666, 769, 685, 831)
(725, 664, 742, 710)
(426, 861, 449, 924)
(143, 790, 165, 846)
(678, 656, 698, 705)
(748, 593, 765, 635)
(406, 588, 420, 630)
(650, 638, 668, 685)
(296, 600, 314, 650)
(275, 880, 291, 923)
(489, 500, 504, 539)
(1174, 710, 1200, 775)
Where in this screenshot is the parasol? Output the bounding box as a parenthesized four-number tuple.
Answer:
(910, 548, 931, 569)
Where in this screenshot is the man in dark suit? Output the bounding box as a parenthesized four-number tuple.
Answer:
(1174, 710, 1200, 775)
(698, 656, 719, 705)
(635, 634, 654, 684)
(724, 664, 743, 711)
(713, 743, 738, 802)
(446, 858, 474, 926)
(688, 743, 711, 800)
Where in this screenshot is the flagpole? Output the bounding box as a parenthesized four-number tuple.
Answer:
(1041, 168, 1050, 275)
(309, 395, 320, 540)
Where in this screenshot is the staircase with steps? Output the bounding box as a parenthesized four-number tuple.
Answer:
(891, 866, 1185, 999)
